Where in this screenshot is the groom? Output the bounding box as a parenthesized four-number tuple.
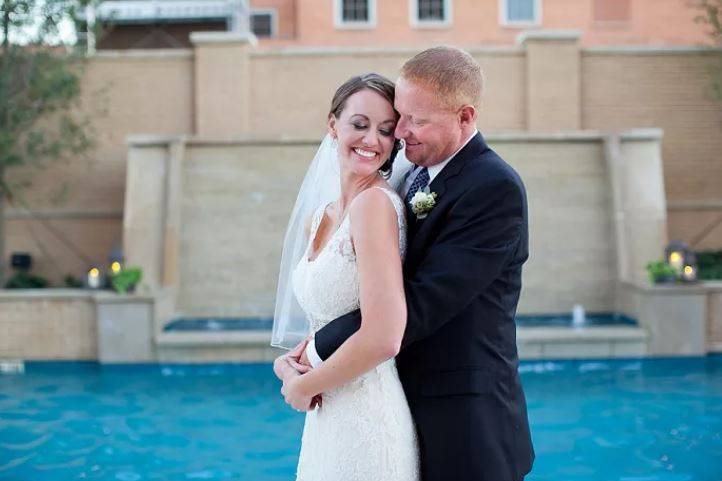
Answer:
(280, 46, 534, 481)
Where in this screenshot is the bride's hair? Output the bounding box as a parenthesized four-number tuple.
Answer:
(328, 73, 402, 179)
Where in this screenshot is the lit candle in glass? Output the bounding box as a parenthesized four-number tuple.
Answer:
(110, 261, 122, 275)
(669, 251, 684, 272)
(682, 265, 697, 282)
(87, 267, 101, 289)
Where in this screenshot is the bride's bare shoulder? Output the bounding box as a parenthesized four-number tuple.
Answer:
(349, 187, 399, 226)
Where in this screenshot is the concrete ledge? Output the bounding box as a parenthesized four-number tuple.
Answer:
(251, 45, 525, 57)
(517, 29, 582, 44)
(93, 291, 154, 303)
(584, 45, 722, 55)
(126, 134, 186, 147)
(619, 128, 664, 141)
(156, 330, 272, 346)
(156, 331, 280, 363)
(126, 130, 663, 147)
(517, 326, 649, 360)
(624, 281, 710, 295)
(92, 49, 193, 59)
(5, 209, 124, 220)
(517, 326, 648, 342)
(189, 31, 257, 45)
(0, 288, 92, 299)
(0, 288, 153, 302)
(667, 200, 722, 211)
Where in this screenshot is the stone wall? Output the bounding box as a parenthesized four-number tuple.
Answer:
(124, 131, 665, 321)
(0, 290, 97, 359)
(4, 33, 721, 288)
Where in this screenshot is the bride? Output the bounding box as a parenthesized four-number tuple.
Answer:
(271, 73, 420, 481)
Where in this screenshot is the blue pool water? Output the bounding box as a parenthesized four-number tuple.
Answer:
(1, 357, 720, 481)
(163, 312, 637, 332)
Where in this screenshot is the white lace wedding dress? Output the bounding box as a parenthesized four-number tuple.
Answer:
(291, 186, 420, 481)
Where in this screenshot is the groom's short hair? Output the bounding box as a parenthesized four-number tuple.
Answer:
(400, 46, 483, 110)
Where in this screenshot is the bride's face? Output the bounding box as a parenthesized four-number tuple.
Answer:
(328, 89, 397, 178)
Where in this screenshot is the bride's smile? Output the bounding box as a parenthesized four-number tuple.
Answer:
(351, 147, 377, 159)
(327, 88, 398, 179)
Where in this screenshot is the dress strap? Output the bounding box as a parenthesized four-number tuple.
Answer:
(306, 202, 330, 254)
(368, 186, 406, 229)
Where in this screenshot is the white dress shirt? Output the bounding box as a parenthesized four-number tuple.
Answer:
(304, 129, 479, 367)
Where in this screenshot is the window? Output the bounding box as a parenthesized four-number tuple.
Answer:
(411, 0, 452, 27)
(335, 0, 376, 29)
(250, 9, 277, 38)
(500, 0, 541, 26)
(593, 0, 630, 22)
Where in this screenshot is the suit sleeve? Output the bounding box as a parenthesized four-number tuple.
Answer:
(314, 308, 362, 361)
(314, 177, 525, 360)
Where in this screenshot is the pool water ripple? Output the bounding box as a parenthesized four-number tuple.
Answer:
(0, 357, 720, 481)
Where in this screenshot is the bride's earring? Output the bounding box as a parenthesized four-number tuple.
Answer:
(331, 137, 338, 150)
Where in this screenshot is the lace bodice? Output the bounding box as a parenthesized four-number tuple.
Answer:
(290, 185, 418, 481)
(292, 186, 407, 333)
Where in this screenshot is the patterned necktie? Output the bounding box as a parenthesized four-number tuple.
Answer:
(404, 166, 430, 205)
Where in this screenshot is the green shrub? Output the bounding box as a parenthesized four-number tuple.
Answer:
(63, 275, 84, 288)
(696, 250, 722, 280)
(5, 272, 49, 288)
(109, 267, 142, 294)
(645, 260, 678, 284)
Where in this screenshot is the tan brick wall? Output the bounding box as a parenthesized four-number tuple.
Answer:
(581, 49, 722, 247)
(4, 43, 721, 287)
(0, 292, 97, 359)
(248, 48, 526, 137)
(126, 135, 648, 318)
(5, 50, 194, 285)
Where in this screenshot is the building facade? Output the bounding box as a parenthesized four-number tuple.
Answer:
(91, 0, 711, 49)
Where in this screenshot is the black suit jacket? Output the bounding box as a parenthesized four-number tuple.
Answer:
(314, 132, 535, 481)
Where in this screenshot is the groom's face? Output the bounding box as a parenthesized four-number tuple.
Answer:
(394, 77, 463, 167)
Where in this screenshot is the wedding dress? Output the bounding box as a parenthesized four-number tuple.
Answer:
(291, 186, 420, 481)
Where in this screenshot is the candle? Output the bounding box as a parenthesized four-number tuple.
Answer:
(669, 251, 684, 272)
(87, 267, 101, 289)
(682, 265, 697, 282)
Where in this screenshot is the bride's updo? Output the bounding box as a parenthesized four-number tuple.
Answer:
(329, 73, 402, 178)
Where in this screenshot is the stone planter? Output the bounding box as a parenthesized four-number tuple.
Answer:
(618, 282, 707, 356)
(94, 291, 155, 363)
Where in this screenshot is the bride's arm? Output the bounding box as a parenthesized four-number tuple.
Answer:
(284, 189, 406, 405)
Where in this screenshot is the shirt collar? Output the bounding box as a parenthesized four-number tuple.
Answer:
(427, 129, 479, 181)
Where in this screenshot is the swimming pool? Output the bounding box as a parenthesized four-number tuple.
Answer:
(162, 312, 638, 332)
(1, 356, 720, 481)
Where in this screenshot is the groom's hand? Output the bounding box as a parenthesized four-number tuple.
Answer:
(273, 337, 312, 381)
(286, 336, 313, 374)
(298, 348, 312, 368)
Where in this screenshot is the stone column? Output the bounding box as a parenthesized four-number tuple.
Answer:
(518, 30, 582, 131)
(190, 31, 255, 137)
(123, 135, 178, 291)
(607, 129, 668, 285)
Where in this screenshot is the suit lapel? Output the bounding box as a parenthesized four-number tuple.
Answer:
(404, 132, 487, 269)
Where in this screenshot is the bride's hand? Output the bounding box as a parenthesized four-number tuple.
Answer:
(282, 374, 316, 412)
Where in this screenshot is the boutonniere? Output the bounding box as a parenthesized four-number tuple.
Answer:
(410, 187, 438, 220)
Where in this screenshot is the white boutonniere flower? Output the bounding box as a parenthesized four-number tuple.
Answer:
(410, 187, 438, 220)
